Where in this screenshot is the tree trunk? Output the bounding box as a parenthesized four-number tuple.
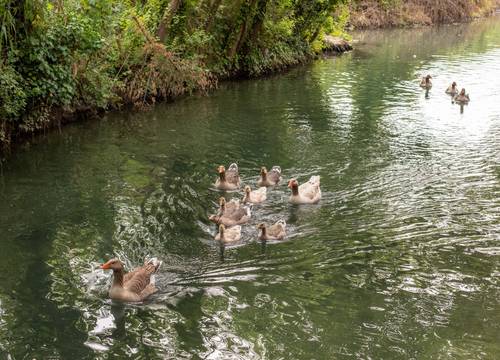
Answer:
(247, 0, 269, 43)
(205, 0, 223, 32)
(157, 0, 182, 43)
(227, 0, 259, 60)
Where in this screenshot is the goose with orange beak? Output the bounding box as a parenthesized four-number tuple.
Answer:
(288, 176, 321, 204)
(100, 258, 161, 302)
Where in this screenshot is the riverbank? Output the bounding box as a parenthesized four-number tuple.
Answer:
(0, 1, 354, 154)
(350, 0, 498, 29)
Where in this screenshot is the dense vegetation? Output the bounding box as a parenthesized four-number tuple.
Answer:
(350, 0, 497, 28)
(0, 0, 349, 149)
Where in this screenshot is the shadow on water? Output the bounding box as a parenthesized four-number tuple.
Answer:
(0, 15, 500, 360)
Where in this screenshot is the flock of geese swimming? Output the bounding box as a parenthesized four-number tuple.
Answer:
(100, 164, 322, 301)
(209, 164, 321, 243)
(98, 75, 471, 302)
(420, 75, 471, 103)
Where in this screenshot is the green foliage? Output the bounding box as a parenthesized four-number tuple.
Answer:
(0, 65, 26, 121)
(1, 0, 352, 149)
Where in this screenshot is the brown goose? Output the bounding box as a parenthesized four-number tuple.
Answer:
(209, 205, 251, 226)
(215, 224, 241, 243)
(217, 197, 240, 216)
(445, 81, 458, 96)
(242, 185, 267, 204)
(100, 258, 161, 302)
(215, 163, 241, 190)
(454, 88, 470, 104)
(420, 75, 432, 89)
(257, 166, 282, 187)
(257, 220, 286, 241)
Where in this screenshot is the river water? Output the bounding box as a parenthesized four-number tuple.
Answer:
(1, 17, 500, 359)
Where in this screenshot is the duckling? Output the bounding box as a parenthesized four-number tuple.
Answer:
(445, 81, 459, 96)
(214, 163, 240, 190)
(217, 197, 240, 216)
(215, 224, 241, 243)
(288, 176, 321, 204)
(242, 185, 267, 204)
(209, 205, 251, 226)
(454, 88, 470, 104)
(257, 220, 286, 241)
(420, 75, 432, 89)
(100, 258, 161, 302)
(257, 166, 282, 187)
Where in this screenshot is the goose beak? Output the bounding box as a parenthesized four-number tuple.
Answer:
(100, 263, 110, 270)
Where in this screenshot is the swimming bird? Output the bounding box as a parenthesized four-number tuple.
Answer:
(257, 166, 282, 187)
(257, 220, 286, 241)
(209, 204, 251, 226)
(215, 224, 241, 243)
(217, 197, 240, 216)
(445, 81, 459, 96)
(288, 176, 321, 204)
(420, 75, 432, 89)
(242, 185, 267, 204)
(454, 88, 470, 103)
(100, 258, 161, 302)
(214, 163, 240, 190)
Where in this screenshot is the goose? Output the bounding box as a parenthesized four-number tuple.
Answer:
(445, 81, 458, 96)
(257, 166, 282, 187)
(215, 224, 241, 243)
(242, 185, 267, 204)
(214, 163, 240, 190)
(257, 220, 286, 241)
(454, 88, 470, 104)
(288, 176, 321, 204)
(420, 75, 432, 89)
(209, 205, 251, 226)
(100, 258, 161, 302)
(217, 197, 240, 216)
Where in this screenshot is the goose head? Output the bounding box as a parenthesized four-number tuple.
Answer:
(452, 81, 457, 89)
(260, 166, 267, 178)
(287, 179, 299, 195)
(217, 165, 226, 180)
(460, 88, 466, 96)
(256, 223, 266, 230)
(100, 258, 123, 271)
(425, 74, 432, 82)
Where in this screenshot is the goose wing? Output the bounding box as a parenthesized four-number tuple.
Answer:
(268, 166, 282, 184)
(299, 176, 321, 200)
(268, 220, 286, 239)
(226, 163, 240, 185)
(123, 260, 160, 296)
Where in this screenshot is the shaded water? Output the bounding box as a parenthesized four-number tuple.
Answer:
(1, 17, 500, 359)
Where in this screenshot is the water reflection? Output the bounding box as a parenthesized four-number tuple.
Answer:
(0, 15, 499, 360)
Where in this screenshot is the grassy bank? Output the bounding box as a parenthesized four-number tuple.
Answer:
(350, 0, 498, 29)
(0, 0, 351, 152)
